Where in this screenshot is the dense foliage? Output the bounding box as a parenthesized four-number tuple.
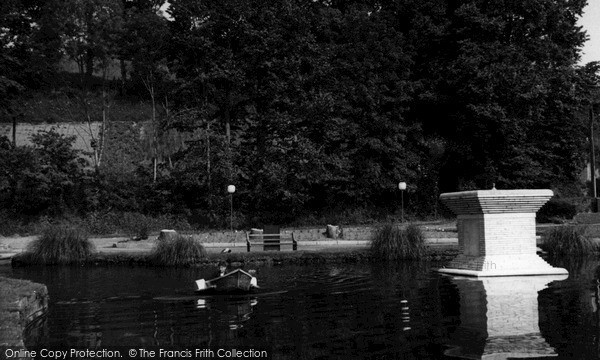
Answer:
(537, 198, 579, 223)
(0, 0, 598, 229)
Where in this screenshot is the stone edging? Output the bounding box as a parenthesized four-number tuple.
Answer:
(11, 248, 461, 267)
(199, 238, 458, 247)
(0, 277, 48, 349)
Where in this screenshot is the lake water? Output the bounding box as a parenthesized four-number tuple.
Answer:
(1, 259, 599, 359)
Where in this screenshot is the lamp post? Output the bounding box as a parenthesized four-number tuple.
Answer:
(399, 182, 407, 222)
(591, 106, 597, 199)
(227, 185, 235, 232)
(589, 84, 599, 211)
(591, 105, 598, 212)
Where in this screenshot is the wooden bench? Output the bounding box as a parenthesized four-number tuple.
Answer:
(245, 231, 297, 252)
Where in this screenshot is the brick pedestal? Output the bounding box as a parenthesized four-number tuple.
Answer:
(438, 189, 567, 277)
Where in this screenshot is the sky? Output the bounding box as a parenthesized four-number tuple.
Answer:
(579, 1, 600, 64)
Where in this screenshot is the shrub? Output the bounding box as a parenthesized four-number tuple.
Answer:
(540, 225, 598, 257)
(0, 213, 26, 236)
(78, 212, 192, 237)
(370, 223, 426, 260)
(25, 224, 95, 264)
(82, 212, 119, 235)
(151, 234, 207, 266)
(117, 212, 153, 239)
(537, 198, 578, 223)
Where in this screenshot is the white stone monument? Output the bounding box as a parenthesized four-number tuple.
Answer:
(439, 189, 567, 277)
(444, 275, 566, 359)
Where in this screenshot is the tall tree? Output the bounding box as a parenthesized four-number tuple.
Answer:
(166, 0, 427, 221)
(121, 1, 172, 181)
(417, 0, 589, 192)
(62, 0, 123, 81)
(0, 0, 64, 90)
(0, 130, 86, 216)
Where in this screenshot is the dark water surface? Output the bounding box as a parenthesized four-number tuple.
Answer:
(2, 259, 600, 359)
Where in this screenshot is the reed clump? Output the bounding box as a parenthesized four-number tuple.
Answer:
(151, 234, 207, 266)
(370, 223, 426, 260)
(25, 224, 95, 264)
(541, 225, 598, 257)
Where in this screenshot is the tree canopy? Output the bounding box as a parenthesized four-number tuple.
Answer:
(0, 0, 597, 226)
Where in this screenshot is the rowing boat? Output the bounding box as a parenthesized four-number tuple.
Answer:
(195, 269, 258, 293)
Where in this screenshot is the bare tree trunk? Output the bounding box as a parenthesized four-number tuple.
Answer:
(12, 114, 16, 147)
(224, 87, 231, 146)
(88, 73, 112, 174)
(207, 120, 211, 190)
(224, 87, 232, 181)
(98, 87, 110, 170)
(85, 49, 94, 81)
(202, 89, 212, 209)
(153, 158, 157, 182)
(76, 58, 85, 79)
(163, 96, 173, 169)
(225, 118, 231, 145)
(152, 89, 157, 182)
(120, 59, 127, 95)
(143, 75, 158, 182)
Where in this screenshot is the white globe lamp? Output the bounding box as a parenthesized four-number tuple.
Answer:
(227, 185, 235, 231)
(398, 182, 407, 222)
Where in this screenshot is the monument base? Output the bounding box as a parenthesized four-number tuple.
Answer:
(438, 254, 568, 277)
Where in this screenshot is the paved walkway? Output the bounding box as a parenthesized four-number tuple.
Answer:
(0, 220, 461, 258)
(0, 232, 459, 260)
(4, 220, 573, 262)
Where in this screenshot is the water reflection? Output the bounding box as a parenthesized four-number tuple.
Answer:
(195, 297, 258, 330)
(5, 260, 600, 358)
(444, 275, 567, 359)
(538, 259, 600, 358)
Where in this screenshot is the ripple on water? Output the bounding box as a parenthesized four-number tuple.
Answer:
(7, 260, 600, 359)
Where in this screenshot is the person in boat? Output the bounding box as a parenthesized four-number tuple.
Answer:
(196, 262, 258, 292)
(203, 261, 229, 282)
(211, 261, 228, 279)
(195, 261, 228, 292)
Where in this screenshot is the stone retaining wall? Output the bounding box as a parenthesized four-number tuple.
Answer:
(11, 247, 461, 267)
(186, 225, 457, 243)
(0, 277, 48, 349)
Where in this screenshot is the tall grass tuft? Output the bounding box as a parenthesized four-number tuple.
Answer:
(151, 234, 207, 266)
(370, 223, 427, 260)
(26, 225, 95, 264)
(541, 225, 598, 257)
